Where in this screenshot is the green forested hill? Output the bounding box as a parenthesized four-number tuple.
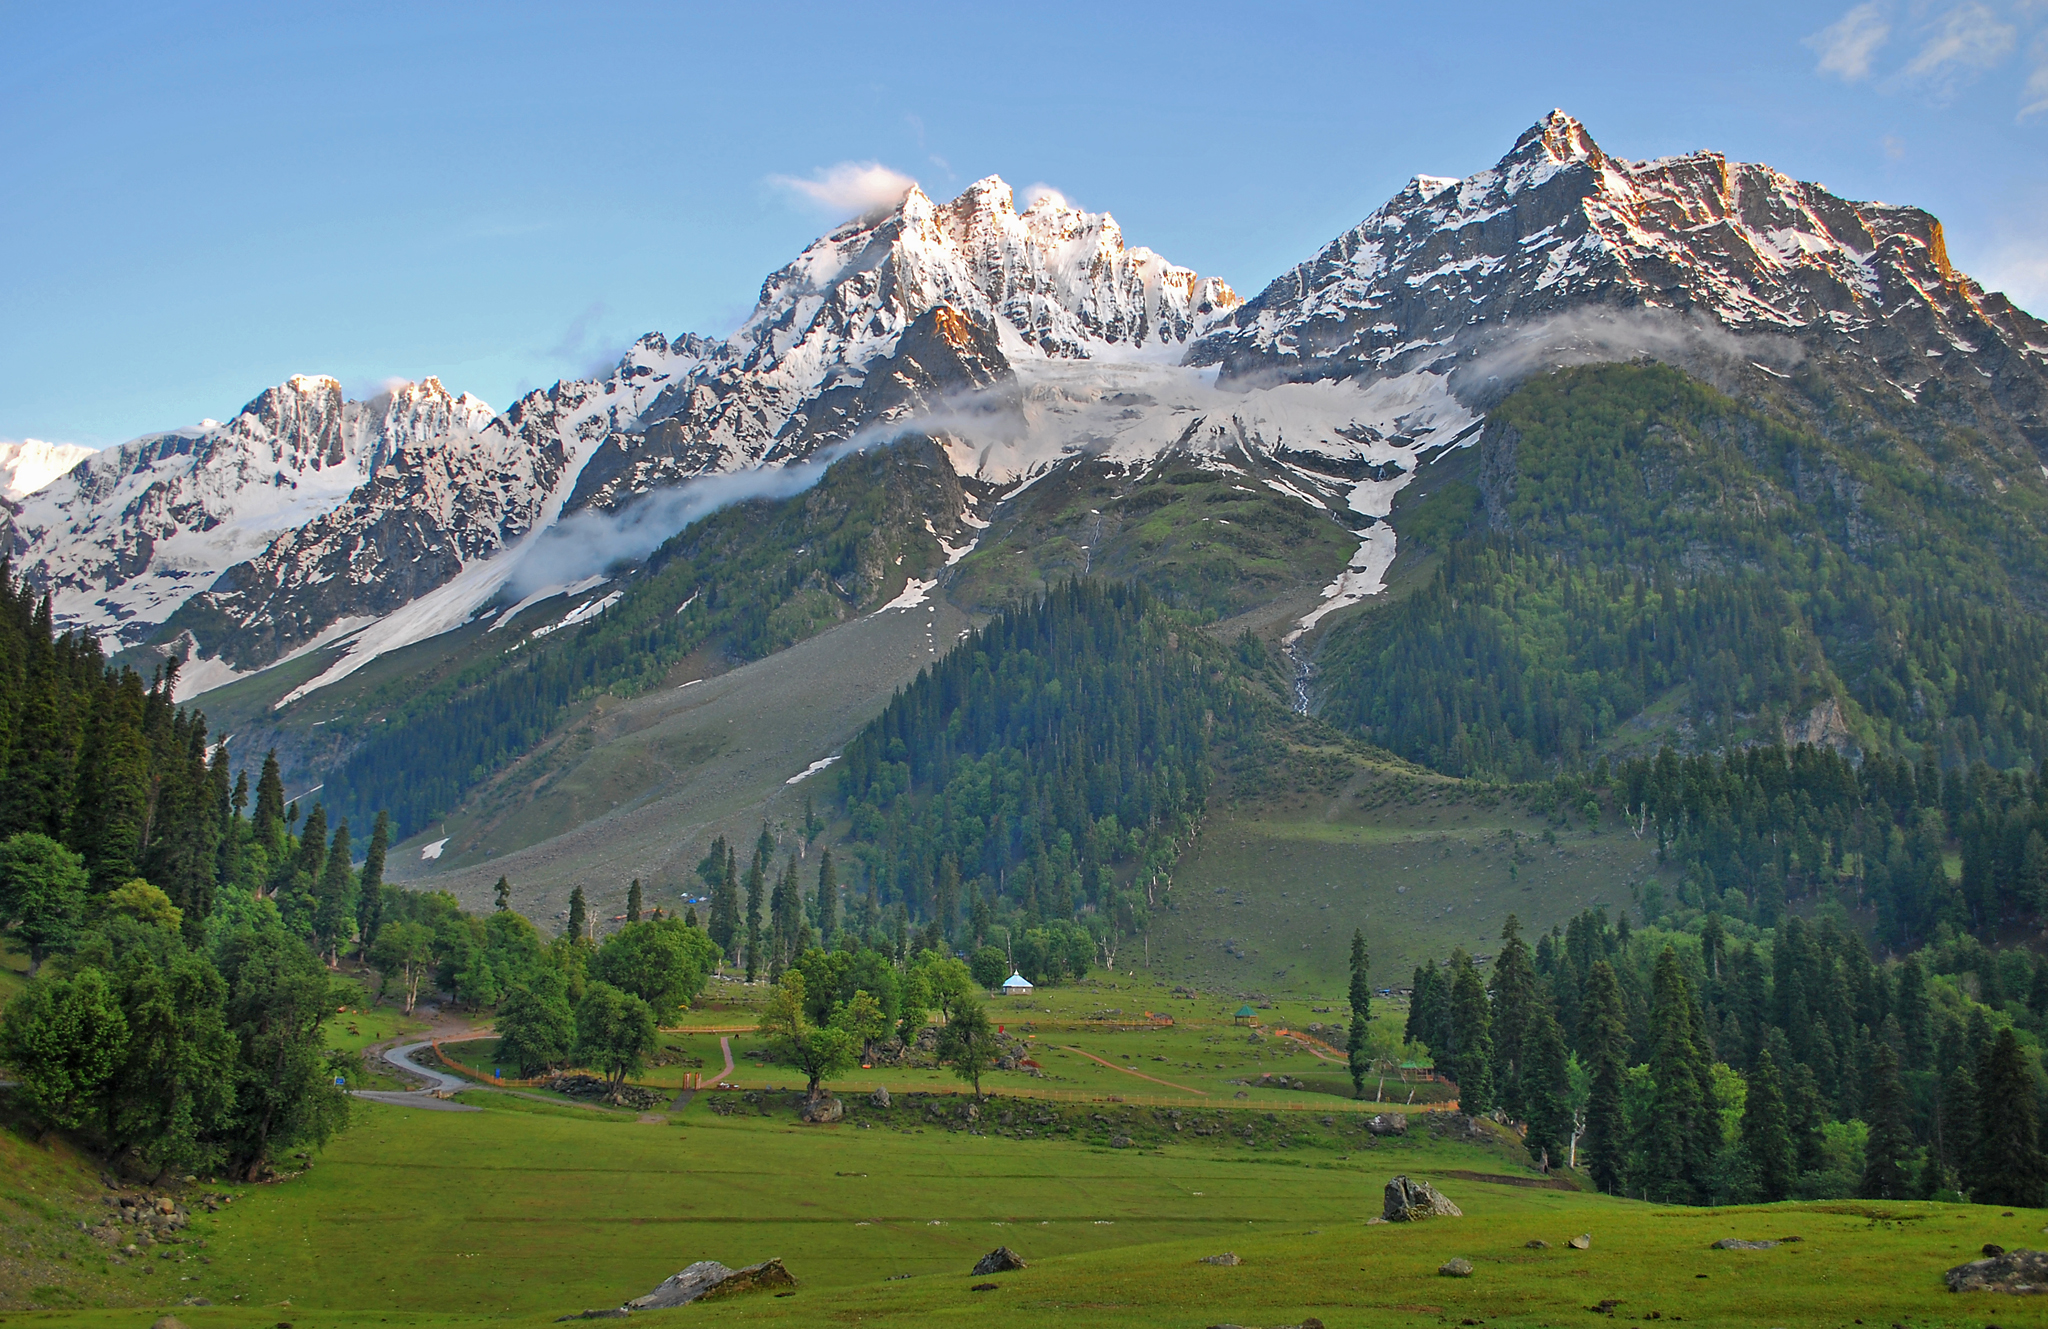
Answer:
(1320, 362, 2048, 778)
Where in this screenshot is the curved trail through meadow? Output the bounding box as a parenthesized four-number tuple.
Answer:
(1059, 1045, 1207, 1095)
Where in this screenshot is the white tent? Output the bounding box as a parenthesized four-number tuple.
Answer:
(1000, 971, 1034, 995)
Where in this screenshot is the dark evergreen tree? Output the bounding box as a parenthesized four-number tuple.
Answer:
(1646, 945, 1707, 1203)
(1446, 950, 1494, 1115)
(744, 828, 768, 983)
(252, 751, 286, 846)
(1860, 1043, 1915, 1200)
(567, 886, 588, 943)
(816, 849, 838, 944)
(1968, 1027, 2048, 1208)
(1521, 1000, 1572, 1171)
(1347, 929, 1371, 1098)
(1742, 1048, 1794, 1202)
(1581, 959, 1629, 1194)
(1487, 915, 1538, 1118)
(493, 876, 511, 912)
(627, 878, 643, 924)
(312, 819, 354, 964)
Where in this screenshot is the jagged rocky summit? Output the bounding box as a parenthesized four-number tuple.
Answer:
(11, 112, 2044, 699)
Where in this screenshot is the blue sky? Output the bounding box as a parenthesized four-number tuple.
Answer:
(5, 0, 2045, 448)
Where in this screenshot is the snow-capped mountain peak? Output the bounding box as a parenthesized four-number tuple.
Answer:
(10, 373, 497, 653)
(0, 439, 96, 500)
(1189, 110, 2048, 444)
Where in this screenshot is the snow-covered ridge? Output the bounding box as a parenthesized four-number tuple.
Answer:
(1190, 110, 2048, 417)
(564, 177, 1242, 512)
(10, 374, 490, 652)
(0, 440, 96, 500)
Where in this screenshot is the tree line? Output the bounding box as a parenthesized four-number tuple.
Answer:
(1405, 908, 2048, 1206)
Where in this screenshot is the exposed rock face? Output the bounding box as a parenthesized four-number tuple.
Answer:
(1383, 1175, 1462, 1221)
(972, 1247, 1028, 1275)
(1191, 111, 2047, 453)
(1201, 1252, 1242, 1266)
(869, 1086, 891, 1108)
(1944, 1248, 2048, 1293)
(1711, 1238, 1781, 1250)
(1365, 1112, 1408, 1136)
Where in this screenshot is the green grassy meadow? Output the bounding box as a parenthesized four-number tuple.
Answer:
(0, 1083, 2030, 1329)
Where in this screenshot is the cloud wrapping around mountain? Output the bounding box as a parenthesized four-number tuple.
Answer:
(770, 162, 918, 218)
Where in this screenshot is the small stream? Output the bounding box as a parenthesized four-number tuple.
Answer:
(1284, 638, 1313, 715)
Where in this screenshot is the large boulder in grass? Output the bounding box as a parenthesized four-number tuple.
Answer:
(625, 1258, 796, 1310)
(1383, 1176, 1462, 1222)
(799, 1096, 844, 1124)
(973, 1247, 1028, 1275)
(1365, 1113, 1408, 1136)
(1945, 1248, 2048, 1294)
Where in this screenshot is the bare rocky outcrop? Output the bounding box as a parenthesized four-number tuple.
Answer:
(799, 1096, 844, 1124)
(972, 1247, 1027, 1275)
(1365, 1112, 1408, 1136)
(1383, 1175, 1462, 1221)
(1944, 1248, 2048, 1294)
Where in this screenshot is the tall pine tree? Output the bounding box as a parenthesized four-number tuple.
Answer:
(1742, 1048, 1793, 1202)
(1347, 929, 1371, 1098)
(1581, 959, 1629, 1194)
(1859, 1043, 1914, 1200)
(1446, 950, 1494, 1115)
(1968, 1027, 2047, 1208)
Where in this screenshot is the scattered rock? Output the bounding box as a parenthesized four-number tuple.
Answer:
(1365, 1216, 1388, 1225)
(799, 1096, 844, 1124)
(1383, 1175, 1463, 1222)
(971, 1282, 998, 1291)
(1945, 1247, 2048, 1293)
(1985, 1243, 2006, 1257)
(1439, 1257, 1474, 1277)
(1569, 1234, 1592, 1250)
(699, 1258, 796, 1302)
(1526, 1239, 1551, 1249)
(870, 1086, 891, 1108)
(1365, 1113, 1408, 1136)
(1109, 1135, 1133, 1148)
(555, 1311, 630, 1321)
(149, 1318, 191, 1329)
(972, 1247, 1028, 1275)
(1710, 1239, 1780, 1250)
(1201, 1252, 1242, 1266)
(626, 1258, 796, 1310)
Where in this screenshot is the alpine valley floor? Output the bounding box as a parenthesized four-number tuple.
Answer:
(0, 964, 2031, 1329)
(0, 1087, 2028, 1329)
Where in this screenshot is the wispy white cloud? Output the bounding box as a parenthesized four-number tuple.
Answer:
(1901, 2, 2017, 85)
(769, 161, 917, 218)
(2023, 31, 2048, 117)
(1021, 183, 1076, 212)
(1807, 3, 1892, 80)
